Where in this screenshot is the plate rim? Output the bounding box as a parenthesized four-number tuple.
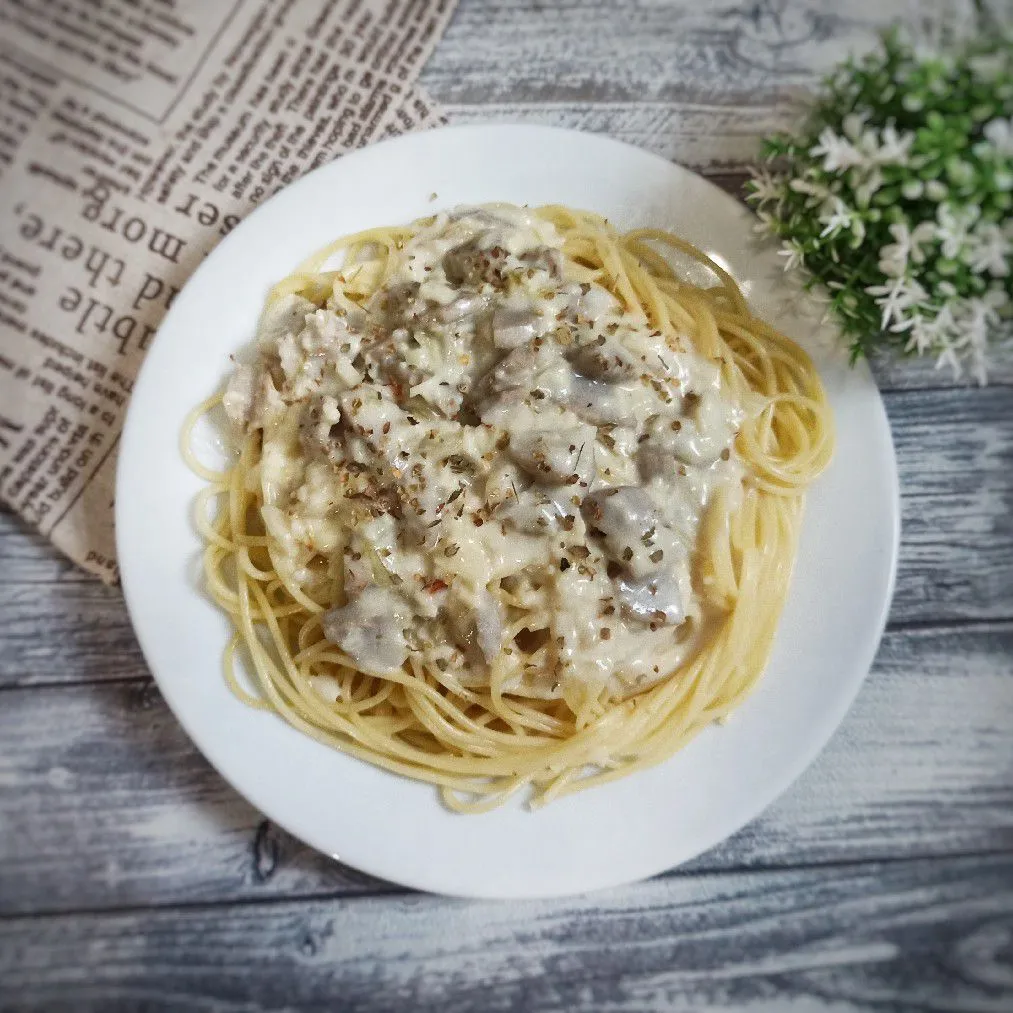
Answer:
(116, 123, 901, 898)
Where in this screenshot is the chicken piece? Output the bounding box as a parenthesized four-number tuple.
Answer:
(615, 570, 687, 625)
(581, 486, 682, 579)
(492, 305, 543, 349)
(321, 586, 412, 673)
(637, 390, 736, 475)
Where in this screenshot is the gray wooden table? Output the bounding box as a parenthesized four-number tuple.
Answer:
(3, 2, 1012, 1010)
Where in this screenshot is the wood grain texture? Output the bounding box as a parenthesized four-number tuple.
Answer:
(422, 0, 930, 107)
(3, 854, 1012, 1012)
(420, 0, 988, 169)
(1, 623, 1010, 915)
(441, 99, 802, 171)
(887, 387, 1013, 624)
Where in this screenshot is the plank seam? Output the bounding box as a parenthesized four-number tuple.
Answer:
(2, 851, 1011, 923)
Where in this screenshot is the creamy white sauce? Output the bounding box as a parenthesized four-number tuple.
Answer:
(224, 205, 745, 699)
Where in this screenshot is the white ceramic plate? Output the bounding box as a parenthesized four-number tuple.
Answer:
(117, 125, 899, 899)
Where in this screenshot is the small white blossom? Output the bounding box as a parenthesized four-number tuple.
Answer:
(934, 341, 962, 378)
(877, 221, 937, 276)
(810, 127, 866, 172)
(925, 179, 948, 201)
(906, 305, 955, 355)
(965, 222, 1011, 276)
(853, 165, 885, 208)
(877, 252, 906, 279)
(748, 166, 785, 209)
(854, 125, 881, 161)
(777, 239, 806, 272)
(789, 177, 831, 204)
(842, 111, 870, 141)
(935, 202, 981, 259)
(818, 196, 854, 238)
(871, 123, 915, 165)
(950, 298, 997, 385)
(904, 299, 992, 385)
(983, 117, 1013, 157)
(752, 208, 777, 235)
(865, 275, 930, 330)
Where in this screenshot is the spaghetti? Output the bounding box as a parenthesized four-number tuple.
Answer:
(184, 204, 833, 812)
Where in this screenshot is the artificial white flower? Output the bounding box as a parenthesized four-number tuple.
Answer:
(983, 117, 1013, 156)
(865, 275, 929, 330)
(854, 125, 881, 160)
(877, 251, 907, 278)
(949, 297, 995, 385)
(777, 239, 806, 272)
(935, 202, 981, 259)
(877, 220, 937, 276)
(752, 208, 777, 235)
(841, 111, 870, 141)
(906, 300, 987, 386)
(966, 222, 1012, 276)
(749, 166, 784, 208)
(789, 177, 831, 204)
(818, 196, 854, 238)
(906, 305, 956, 355)
(810, 127, 866, 172)
(934, 341, 962, 379)
(957, 293, 1002, 331)
(871, 123, 915, 165)
(852, 165, 885, 208)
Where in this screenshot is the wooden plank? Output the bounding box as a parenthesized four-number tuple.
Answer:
(887, 388, 1013, 624)
(0, 576, 148, 685)
(0, 510, 91, 585)
(0, 513, 147, 687)
(0, 511, 148, 684)
(440, 99, 800, 172)
(422, 0, 926, 109)
(0, 677, 389, 915)
(2, 854, 1012, 1012)
(1, 623, 1009, 915)
(421, 1, 995, 178)
(870, 350, 1013, 391)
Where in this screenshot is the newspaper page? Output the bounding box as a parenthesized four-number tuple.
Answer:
(0, 0, 456, 582)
